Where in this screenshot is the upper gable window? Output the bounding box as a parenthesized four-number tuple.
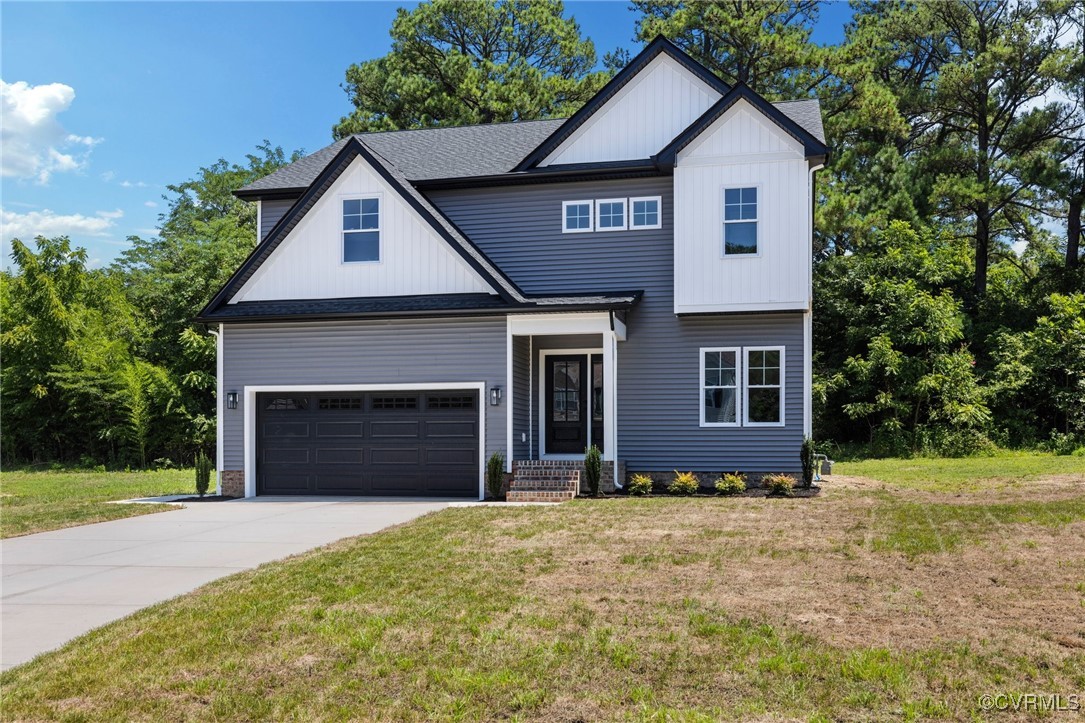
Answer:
(562, 200, 594, 233)
(596, 199, 627, 231)
(630, 196, 661, 230)
(723, 187, 758, 256)
(343, 196, 380, 263)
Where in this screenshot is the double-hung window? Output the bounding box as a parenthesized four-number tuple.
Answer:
(723, 187, 758, 255)
(699, 346, 785, 427)
(563, 200, 593, 233)
(630, 196, 661, 229)
(744, 347, 784, 426)
(343, 196, 380, 262)
(596, 198, 627, 231)
(701, 348, 740, 426)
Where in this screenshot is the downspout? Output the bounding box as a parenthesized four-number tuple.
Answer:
(209, 324, 224, 495)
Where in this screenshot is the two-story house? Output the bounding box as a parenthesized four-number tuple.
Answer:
(197, 37, 828, 500)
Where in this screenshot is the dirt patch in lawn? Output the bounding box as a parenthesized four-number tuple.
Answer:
(497, 478, 1085, 661)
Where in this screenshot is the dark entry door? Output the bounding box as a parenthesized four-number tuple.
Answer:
(546, 355, 587, 454)
(256, 390, 478, 497)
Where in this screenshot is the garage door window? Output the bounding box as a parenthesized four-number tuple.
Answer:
(318, 397, 363, 410)
(265, 397, 309, 410)
(371, 396, 418, 410)
(427, 394, 475, 409)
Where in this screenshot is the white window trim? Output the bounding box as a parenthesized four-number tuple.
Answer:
(562, 200, 594, 233)
(341, 192, 382, 264)
(629, 195, 662, 230)
(699, 346, 742, 428)
(595, 197, 628, 232)
(721, 184, 761, 258)
(743, 345, 785, 427)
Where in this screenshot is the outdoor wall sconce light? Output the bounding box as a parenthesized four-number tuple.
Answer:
(489, 386, 503, 406)
(226, 391, 238, 410)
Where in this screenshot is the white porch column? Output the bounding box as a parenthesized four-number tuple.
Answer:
(506, 326, 514, 473)
(603, 328, 619, 487)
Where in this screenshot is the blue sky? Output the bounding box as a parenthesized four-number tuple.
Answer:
(1, 1, 853, 269)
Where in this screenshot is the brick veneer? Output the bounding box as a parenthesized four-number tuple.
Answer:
(220, 470, 244, 498)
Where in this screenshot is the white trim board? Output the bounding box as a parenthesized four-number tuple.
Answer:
(242, 382, 487, 501)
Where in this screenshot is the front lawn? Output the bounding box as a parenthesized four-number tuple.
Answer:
(3, 456, 1084, 720)
(836, 450, 1085, 491)
(0, 468, 196, 538)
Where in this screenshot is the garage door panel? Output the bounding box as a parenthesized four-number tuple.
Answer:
(424, 447, 476, 466)
(257, 390, 478, 497)
(264, 448, 310, 464)
(425, 420, 477, 438)
(315, 448, 364, 464)
(370, 421, 421, 438)
(371, 447, 421, 465)
(316, 422, 365, 437)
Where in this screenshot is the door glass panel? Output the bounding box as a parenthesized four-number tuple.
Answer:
(552, 361, 580, 422)
(592, 359, 603, 422)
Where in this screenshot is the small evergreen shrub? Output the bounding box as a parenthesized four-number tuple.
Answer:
(486, 452, 505, 500)
(762, 473, 795, 497)
(668, 470, 699, 496)
(584, 444, 602, 496)
(800, 437, 816, 488)
(627, 473, 653, 496)
(714, 472, 746, 496)
(194, 451, 213, 497)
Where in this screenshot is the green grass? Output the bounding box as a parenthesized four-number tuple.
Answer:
(3, 461, 1084, 721)
(1, 468, 197, 538)
(837, 451, 1085, 491)
(872, 496, 1085, 557)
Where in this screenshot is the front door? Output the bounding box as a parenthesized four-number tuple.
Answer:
(545, 354, 605, 454)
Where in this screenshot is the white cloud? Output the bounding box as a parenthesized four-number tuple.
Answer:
(0, 80, 102, 184)
(100, 170, 115, 182)
(119, 180, 147, 188)
(1, 207, 123, 242)
(144, 200, 158, 208)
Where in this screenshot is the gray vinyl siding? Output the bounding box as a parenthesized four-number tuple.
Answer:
(221, 317, 506, 471)
(512, 336, 530, 460)
(260, 199, 295, 240)
(429, 178, 805, 473)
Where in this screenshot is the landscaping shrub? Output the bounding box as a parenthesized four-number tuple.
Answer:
(762, 473, 795, 497)
(668, 470, 699, 496)
(486, 452, 505, 500)
(714, 472, 746, 496)
(800, 437, 816, 488)
(627, 473, 653, 496)
(584, 444, 602, 496)
(194, 451, 212, 497)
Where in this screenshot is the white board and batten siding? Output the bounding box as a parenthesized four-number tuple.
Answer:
(673, 101, 812, 314)
(233, 157, 494, 303)
(540, 54, 722, 167)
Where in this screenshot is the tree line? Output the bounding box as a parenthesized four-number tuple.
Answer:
(3, 0, 1083, 467)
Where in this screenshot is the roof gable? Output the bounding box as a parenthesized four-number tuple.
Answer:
(513, 36, 730, 171)
(200, 138, 529, 317)
(233, 155, 496, 303)
(655, 84, 829, 167)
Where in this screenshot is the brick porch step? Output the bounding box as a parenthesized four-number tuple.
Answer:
(508, 461, 580, 502)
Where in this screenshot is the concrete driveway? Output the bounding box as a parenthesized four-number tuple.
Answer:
(0, 497, 453, 670)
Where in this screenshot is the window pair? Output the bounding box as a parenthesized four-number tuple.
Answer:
(562, 197, 662, 233)
(700, 346, 784, 426)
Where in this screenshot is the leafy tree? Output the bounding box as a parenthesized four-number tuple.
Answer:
(632, 0, 825, 100)
(334, 0, 610, 136)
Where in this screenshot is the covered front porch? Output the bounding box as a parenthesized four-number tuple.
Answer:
(505, 312, 626, 495)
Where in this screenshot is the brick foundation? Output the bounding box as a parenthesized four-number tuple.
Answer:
(220, 470, 244, 498)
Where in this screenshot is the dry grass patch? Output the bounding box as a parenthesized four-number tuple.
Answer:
(2, 466, 1084, 721)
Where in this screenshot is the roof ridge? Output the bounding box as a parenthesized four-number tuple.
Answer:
(350, 116, 566, 138)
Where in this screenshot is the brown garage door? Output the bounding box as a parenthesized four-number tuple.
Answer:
(256, 390, 479, 497)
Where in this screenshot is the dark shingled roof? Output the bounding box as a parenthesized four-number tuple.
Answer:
(236, 101, 824, 197)
(197, 292, 642, 323)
